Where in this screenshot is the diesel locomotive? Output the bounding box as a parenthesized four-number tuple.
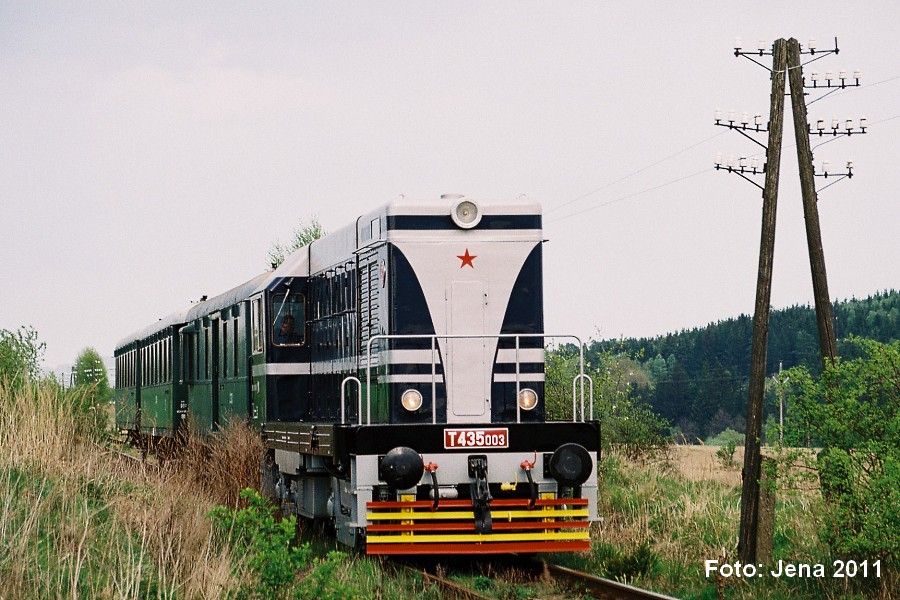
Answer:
(114, 196, 600, 555)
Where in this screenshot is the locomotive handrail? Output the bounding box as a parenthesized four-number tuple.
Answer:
(363, 333, 587, 425)
(572, 373, 594, 421)
(340, 376, 362, 425)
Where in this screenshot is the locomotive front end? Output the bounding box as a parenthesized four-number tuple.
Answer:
(348, 196, 599, 554)
(360, 421, 598, 555)
(263, 196, 599, 556)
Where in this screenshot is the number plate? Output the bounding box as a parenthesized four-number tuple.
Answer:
(443, 428, 509, 449)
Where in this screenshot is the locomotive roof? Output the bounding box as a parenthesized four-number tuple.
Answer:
(361, 197, 542, 220)
(114, 198, 542, 350)
(184, 271, 273, 323)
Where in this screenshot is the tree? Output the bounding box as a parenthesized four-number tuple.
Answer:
(73, 347, 110, 399)
(267, 217, 325, 269)
(71, 347, 111, 437)
(0, 326, 45, 386)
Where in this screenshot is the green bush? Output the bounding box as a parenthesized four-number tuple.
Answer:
(785, 338, 899, 562)
(209, 488, 311, 598)
(546, 347, 671, 461)
(706, 428, 743, 468)
(705, 428, 744, 447)
(715, 443, 737, 468)
(0, 326, 45, 387)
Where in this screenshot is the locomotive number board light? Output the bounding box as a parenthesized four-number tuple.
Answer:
(444, 427, 509, 449)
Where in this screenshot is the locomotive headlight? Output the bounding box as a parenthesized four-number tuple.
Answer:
(517, 388, 539, 411)
(451, 199, 482, 229)
(401, 389, 423, 412)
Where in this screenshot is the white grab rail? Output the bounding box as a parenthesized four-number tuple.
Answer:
(340, 376, 362, 425)
(361, 333, 590, 425)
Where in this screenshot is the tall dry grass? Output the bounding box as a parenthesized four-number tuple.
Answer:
(176, 420, 265, 506)
(0, 380, 247, 599)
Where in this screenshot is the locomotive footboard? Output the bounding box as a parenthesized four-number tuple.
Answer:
(364, 496, 591, 555)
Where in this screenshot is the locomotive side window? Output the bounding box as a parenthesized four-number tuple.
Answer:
(251, 297, 264, 353)
(272, 292, 306, 346)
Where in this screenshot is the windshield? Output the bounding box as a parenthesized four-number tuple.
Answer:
(272, 292, 306, 346)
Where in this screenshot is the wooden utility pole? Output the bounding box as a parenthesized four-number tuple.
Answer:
(786, 37, 838, 365)
(738, 38, 787, 565)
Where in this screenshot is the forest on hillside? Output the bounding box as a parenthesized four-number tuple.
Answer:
(589, 290, 899, 442)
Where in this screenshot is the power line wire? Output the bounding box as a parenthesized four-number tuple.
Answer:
(546, 132, 725, 215)
(551, 114, 899, 225)
(861, 74, 900, 89)
(547, 168, 712, 224)
(546, 76, 898, 225)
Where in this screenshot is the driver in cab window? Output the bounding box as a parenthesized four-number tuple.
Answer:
(274, 314, 301, 345)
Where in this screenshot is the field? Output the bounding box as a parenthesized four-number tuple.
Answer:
(0, 382, 893, 599)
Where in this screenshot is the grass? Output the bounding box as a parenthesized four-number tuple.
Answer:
(0, 380, 437, 599)
(0, 381, 241, 598)
(2, 379, 893, 598)
(552, 446, 895, 599)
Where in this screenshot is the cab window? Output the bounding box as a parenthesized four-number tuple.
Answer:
(271, 292, 306, 346)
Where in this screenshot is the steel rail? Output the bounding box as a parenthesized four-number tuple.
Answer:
(388, 561, 493, 600)
(542, 561, 678, 600)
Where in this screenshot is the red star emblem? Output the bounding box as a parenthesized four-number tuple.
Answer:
(457, 248, 477, 268)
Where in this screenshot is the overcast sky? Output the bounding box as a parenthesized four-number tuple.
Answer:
(1, 2, 898, 371)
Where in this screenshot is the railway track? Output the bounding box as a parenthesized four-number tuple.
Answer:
(393, 557, 677, 600)
(540, 561, 678, 600)
(397, 564, 493, 600)
(93, 441, 162, 472)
